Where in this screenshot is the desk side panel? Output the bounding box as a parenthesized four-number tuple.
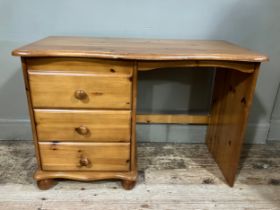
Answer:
(206, 65, 260, 186)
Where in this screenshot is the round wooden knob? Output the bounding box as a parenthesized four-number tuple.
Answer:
(75, 126, 90, 136)
(79, 157, 90, 167)
(74, 90, 88, 100)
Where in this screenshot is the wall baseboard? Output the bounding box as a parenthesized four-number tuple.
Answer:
(0, 119, 271, 144)
(137, 123, 270, 144)
(245, 123, 271, 144)
(0, 119, 32, 140)
(267, 120, 280, 142)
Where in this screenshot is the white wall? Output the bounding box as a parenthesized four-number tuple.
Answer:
(0, 0, 279, 143)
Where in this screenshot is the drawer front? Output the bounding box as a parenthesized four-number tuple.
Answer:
(26, 57, 133, 76)
(28, 72, 132, 109)
(35, 109, 131, 142)
(39, 142, 130, 171)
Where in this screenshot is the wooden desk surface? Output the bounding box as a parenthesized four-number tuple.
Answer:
(12, 36, 268, 62)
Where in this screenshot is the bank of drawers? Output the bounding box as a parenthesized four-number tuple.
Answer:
(27, 58, 133, 172)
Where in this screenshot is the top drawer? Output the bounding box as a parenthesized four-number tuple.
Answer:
(26, 58, 133, 109)
(26, 58, 133, 76)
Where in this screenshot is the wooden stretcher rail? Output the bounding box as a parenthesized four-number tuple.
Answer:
(136, 114, 209, 124)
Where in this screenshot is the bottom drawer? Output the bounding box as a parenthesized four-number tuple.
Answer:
(39, 142, 130, 171)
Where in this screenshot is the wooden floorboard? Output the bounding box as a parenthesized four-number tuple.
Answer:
(0, 141, 279, 209)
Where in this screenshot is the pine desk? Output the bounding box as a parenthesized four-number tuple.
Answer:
(12, 36, 268, 190)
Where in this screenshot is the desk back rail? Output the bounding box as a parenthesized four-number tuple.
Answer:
(138, 60, 258, 73)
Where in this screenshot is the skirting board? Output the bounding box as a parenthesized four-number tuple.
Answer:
(0, 119, 32, 141)
(137, 123, 270, 144)
(267, 120, 280, 142)
(0, 119, 271, 144)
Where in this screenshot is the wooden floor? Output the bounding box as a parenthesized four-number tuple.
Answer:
(0, 141, 279, 210)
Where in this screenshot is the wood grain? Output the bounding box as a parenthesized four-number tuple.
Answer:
(138, 60, 257, 73)
(34, 109, 131, 142)
(39, 142, 130, 171)
(130, 62, 138, 173)
(136, 114, 209, 124)
(28, 71, 132, 109)
(34, 169, 137, 182)
(20, 58, 42, 168)
(206, 66, 260, 187)
(12, 36, 268, 62)
(26, 57, 133, 77)
(12, 36, 268, 188)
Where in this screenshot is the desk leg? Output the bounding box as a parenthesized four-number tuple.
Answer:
(206, 66, 259, 186)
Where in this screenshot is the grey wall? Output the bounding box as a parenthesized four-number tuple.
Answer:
(0, 0, 279, 143)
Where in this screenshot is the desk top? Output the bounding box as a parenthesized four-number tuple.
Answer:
(12, 36, 268, 62)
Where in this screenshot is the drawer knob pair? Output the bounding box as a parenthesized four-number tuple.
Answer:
(75, 126, 90, 136)
(74, 90, 88, 100)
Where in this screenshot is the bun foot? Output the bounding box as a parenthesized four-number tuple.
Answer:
(121, 180, 136, 190)
(37, 179, 56, 190)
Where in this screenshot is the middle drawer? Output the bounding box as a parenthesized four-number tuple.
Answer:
(34, 109, 131, 142)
